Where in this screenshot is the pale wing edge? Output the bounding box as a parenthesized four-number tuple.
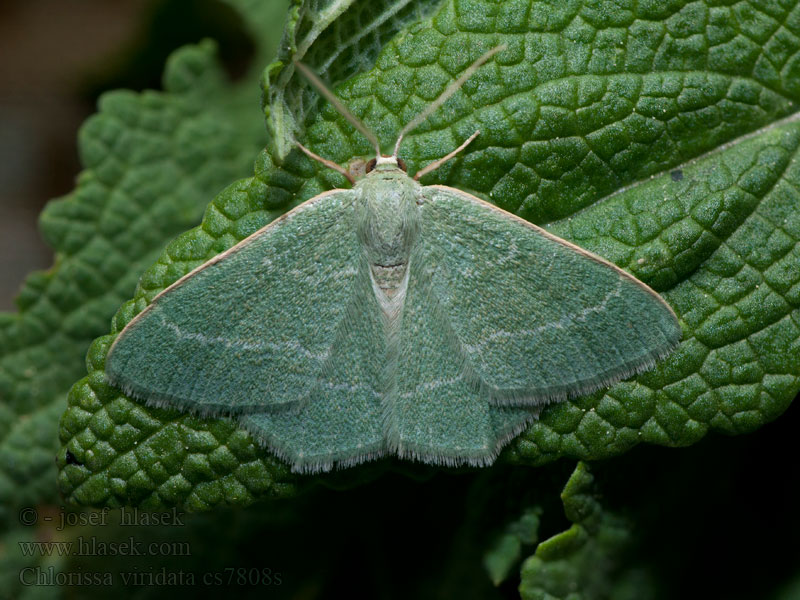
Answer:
(106, 188, 355, 411)
(424, 185, 681, 324)
(109, 188, 353, 350)
(483, 338, 678, 406)
(238, 415, 389, 474)
(237, 410, 540, 473)
(103, 378, 308, 418)
(386, 409, 539, 468)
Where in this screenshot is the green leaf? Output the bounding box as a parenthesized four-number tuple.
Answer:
(0, 1, 287, 518)
(519, 462, 650, 600)
(509, 114, 800, 465)
(58, 0, 800, 510)
(0, 3, 294, 597)
(264, 0, 443, 157)
(483, 506, 541, 586)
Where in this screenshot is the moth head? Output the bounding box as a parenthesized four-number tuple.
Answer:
(294, 44, 505, 182)
(365, 156, 407, 174)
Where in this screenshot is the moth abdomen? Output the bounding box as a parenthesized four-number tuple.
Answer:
(370, 262, 408, 297)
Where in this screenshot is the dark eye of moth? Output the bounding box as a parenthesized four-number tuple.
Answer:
(364, 158, 407, 173)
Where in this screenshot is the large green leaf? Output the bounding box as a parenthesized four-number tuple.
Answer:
(57, 0, 800, 510)
(0, 0, 289, 527)
(0, 4, 293, 599)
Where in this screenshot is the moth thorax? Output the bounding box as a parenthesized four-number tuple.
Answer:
(355, 179, 420, 268)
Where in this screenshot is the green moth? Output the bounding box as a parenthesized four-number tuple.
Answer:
(106, 47, 681, 473)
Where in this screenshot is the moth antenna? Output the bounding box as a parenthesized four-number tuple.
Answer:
(294, 61, 382, 157)
(413, 130, 480, 181)
(295, 141, 356, 185)
(392, 44, 506, 157)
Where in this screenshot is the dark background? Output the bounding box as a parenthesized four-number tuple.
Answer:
(0, 0, 256, 310)
(1, 0, 145, 309)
